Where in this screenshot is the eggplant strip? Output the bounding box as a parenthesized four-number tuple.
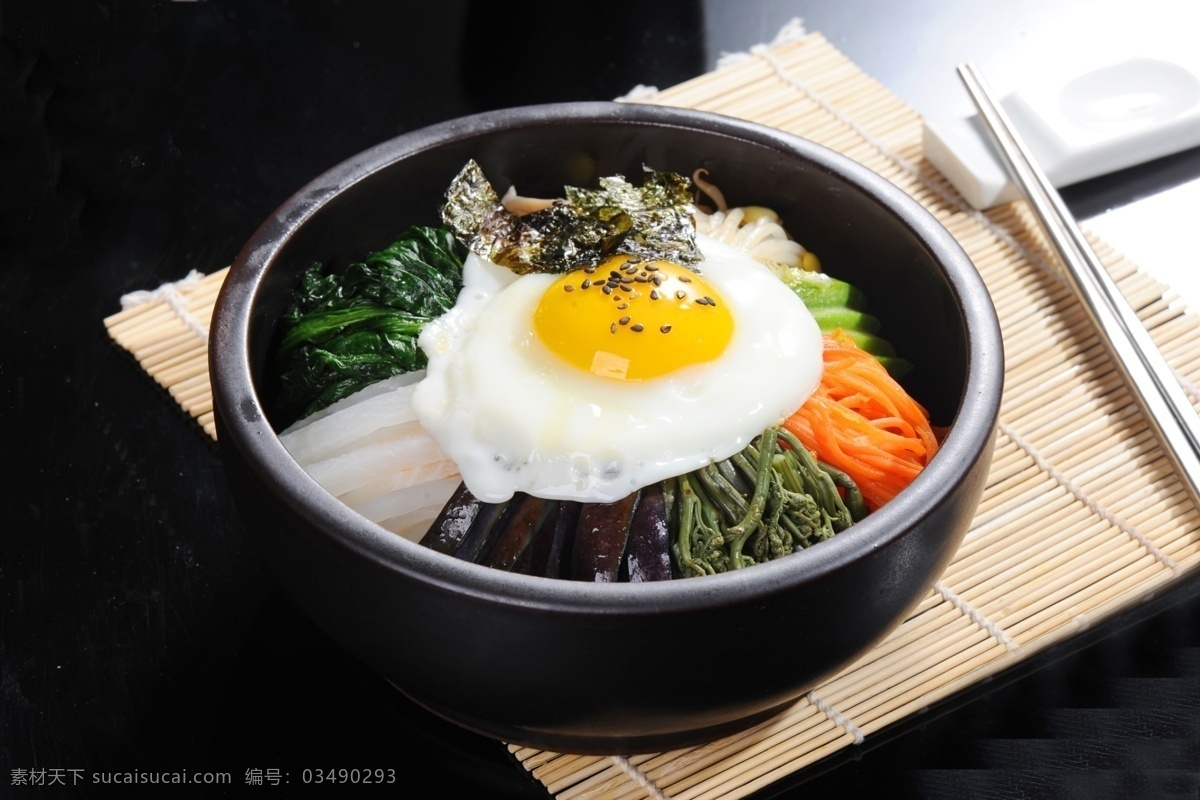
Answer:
(514, 500, 580, 579)
(569, 492, 640, 583)
(452, 498, 511, 563)
(419, 482, 483, 554)
(481, 495, 554, 571)
(422, 430, 867, 581)
(623, 482, 672, 582)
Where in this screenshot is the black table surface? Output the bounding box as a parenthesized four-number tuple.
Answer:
(5, 2, 1200, 798)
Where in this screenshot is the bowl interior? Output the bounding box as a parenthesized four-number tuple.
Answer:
(247, 106, 968, 438)
(219, 101, 1003, 616)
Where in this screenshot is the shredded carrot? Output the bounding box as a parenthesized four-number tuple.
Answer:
(784, 331, 939, 511)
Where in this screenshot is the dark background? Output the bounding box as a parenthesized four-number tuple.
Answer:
(4, 1, 1199, 797)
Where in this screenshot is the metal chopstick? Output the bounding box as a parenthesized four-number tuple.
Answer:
(956, 61, 1200, 511)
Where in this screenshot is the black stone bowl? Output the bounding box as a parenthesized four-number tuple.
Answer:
(210, 102, 1003, 755)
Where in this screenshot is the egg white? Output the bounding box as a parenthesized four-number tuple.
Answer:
(410, 232, 823, 504)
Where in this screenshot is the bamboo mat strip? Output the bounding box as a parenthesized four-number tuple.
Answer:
(105, 268, 227, 439)
(103, 28, 1200, 800)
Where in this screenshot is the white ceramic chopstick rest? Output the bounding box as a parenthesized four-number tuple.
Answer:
(926, 56, 1200, 209)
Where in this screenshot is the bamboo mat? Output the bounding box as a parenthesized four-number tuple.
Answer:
(104, 26, 1200, 800)
(105, 268, 225, 439)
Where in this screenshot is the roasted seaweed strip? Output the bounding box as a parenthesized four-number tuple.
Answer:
(441, 160, 701, 276)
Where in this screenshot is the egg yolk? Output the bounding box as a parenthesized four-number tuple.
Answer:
(533, 255, 734, 381)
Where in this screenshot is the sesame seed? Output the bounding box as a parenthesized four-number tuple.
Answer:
(631, 323, 644, 332)
(610, 323, 617, 333)
(582, 279, 592, 289)
(660, 324, 672, 333)
(650, 290, 659, 300)
(618, 316, 630, 325)
(617, 302, 629, 309)
(676, 290, 687, 300)
(704, 296, 716, 306)
(564, 284, 575, 292)
(679, 276, 692, 283)
(645, 264, 659, 271)
(634, 275, 647, 282)
(602, 285, 613, 295)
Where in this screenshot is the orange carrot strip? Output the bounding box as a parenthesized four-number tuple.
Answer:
(786, 331, 939, 511)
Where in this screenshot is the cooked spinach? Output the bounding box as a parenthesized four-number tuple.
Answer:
(274, 225, 466, 425)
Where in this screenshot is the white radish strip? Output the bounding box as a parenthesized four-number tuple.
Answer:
(350, 476, 462, 525)
(281, 393, 424, 465)
(377, 513, 435, 543)
(376, 505, 448, 543)
(302, 432, 449, 497)
(338, 458, 460, 508)
(280, 370, 425, 435)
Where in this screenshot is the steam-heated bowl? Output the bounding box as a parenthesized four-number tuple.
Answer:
(210, 101, 1003, 754)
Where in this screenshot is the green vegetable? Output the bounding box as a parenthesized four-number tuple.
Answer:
(785, 270, 866, 309)
(782, 268, 913, 379)
(274, 225, 467, 424)
(670, 427, 866, 577)
(807, 306, 881, 334)
(840, 329, 897, 358)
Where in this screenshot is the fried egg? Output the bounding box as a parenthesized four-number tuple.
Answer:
(410, 232, 822, 503)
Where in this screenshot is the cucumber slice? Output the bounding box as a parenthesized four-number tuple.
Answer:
(787, 269, 913, 379)
(810, 306, 881, 334)
(839, 329, 896, 358)
(877, 356, 914, 380)
(785, 271, 867, 309)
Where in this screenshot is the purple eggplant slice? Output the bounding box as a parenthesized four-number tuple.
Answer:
(569, 492, 639, 583)
(419, 482, 482, 554)
(514, 500, 581, 579)
(481, 495, 554, 571)
(624, 482, 673, 581)
(451, 496, 511, 563)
